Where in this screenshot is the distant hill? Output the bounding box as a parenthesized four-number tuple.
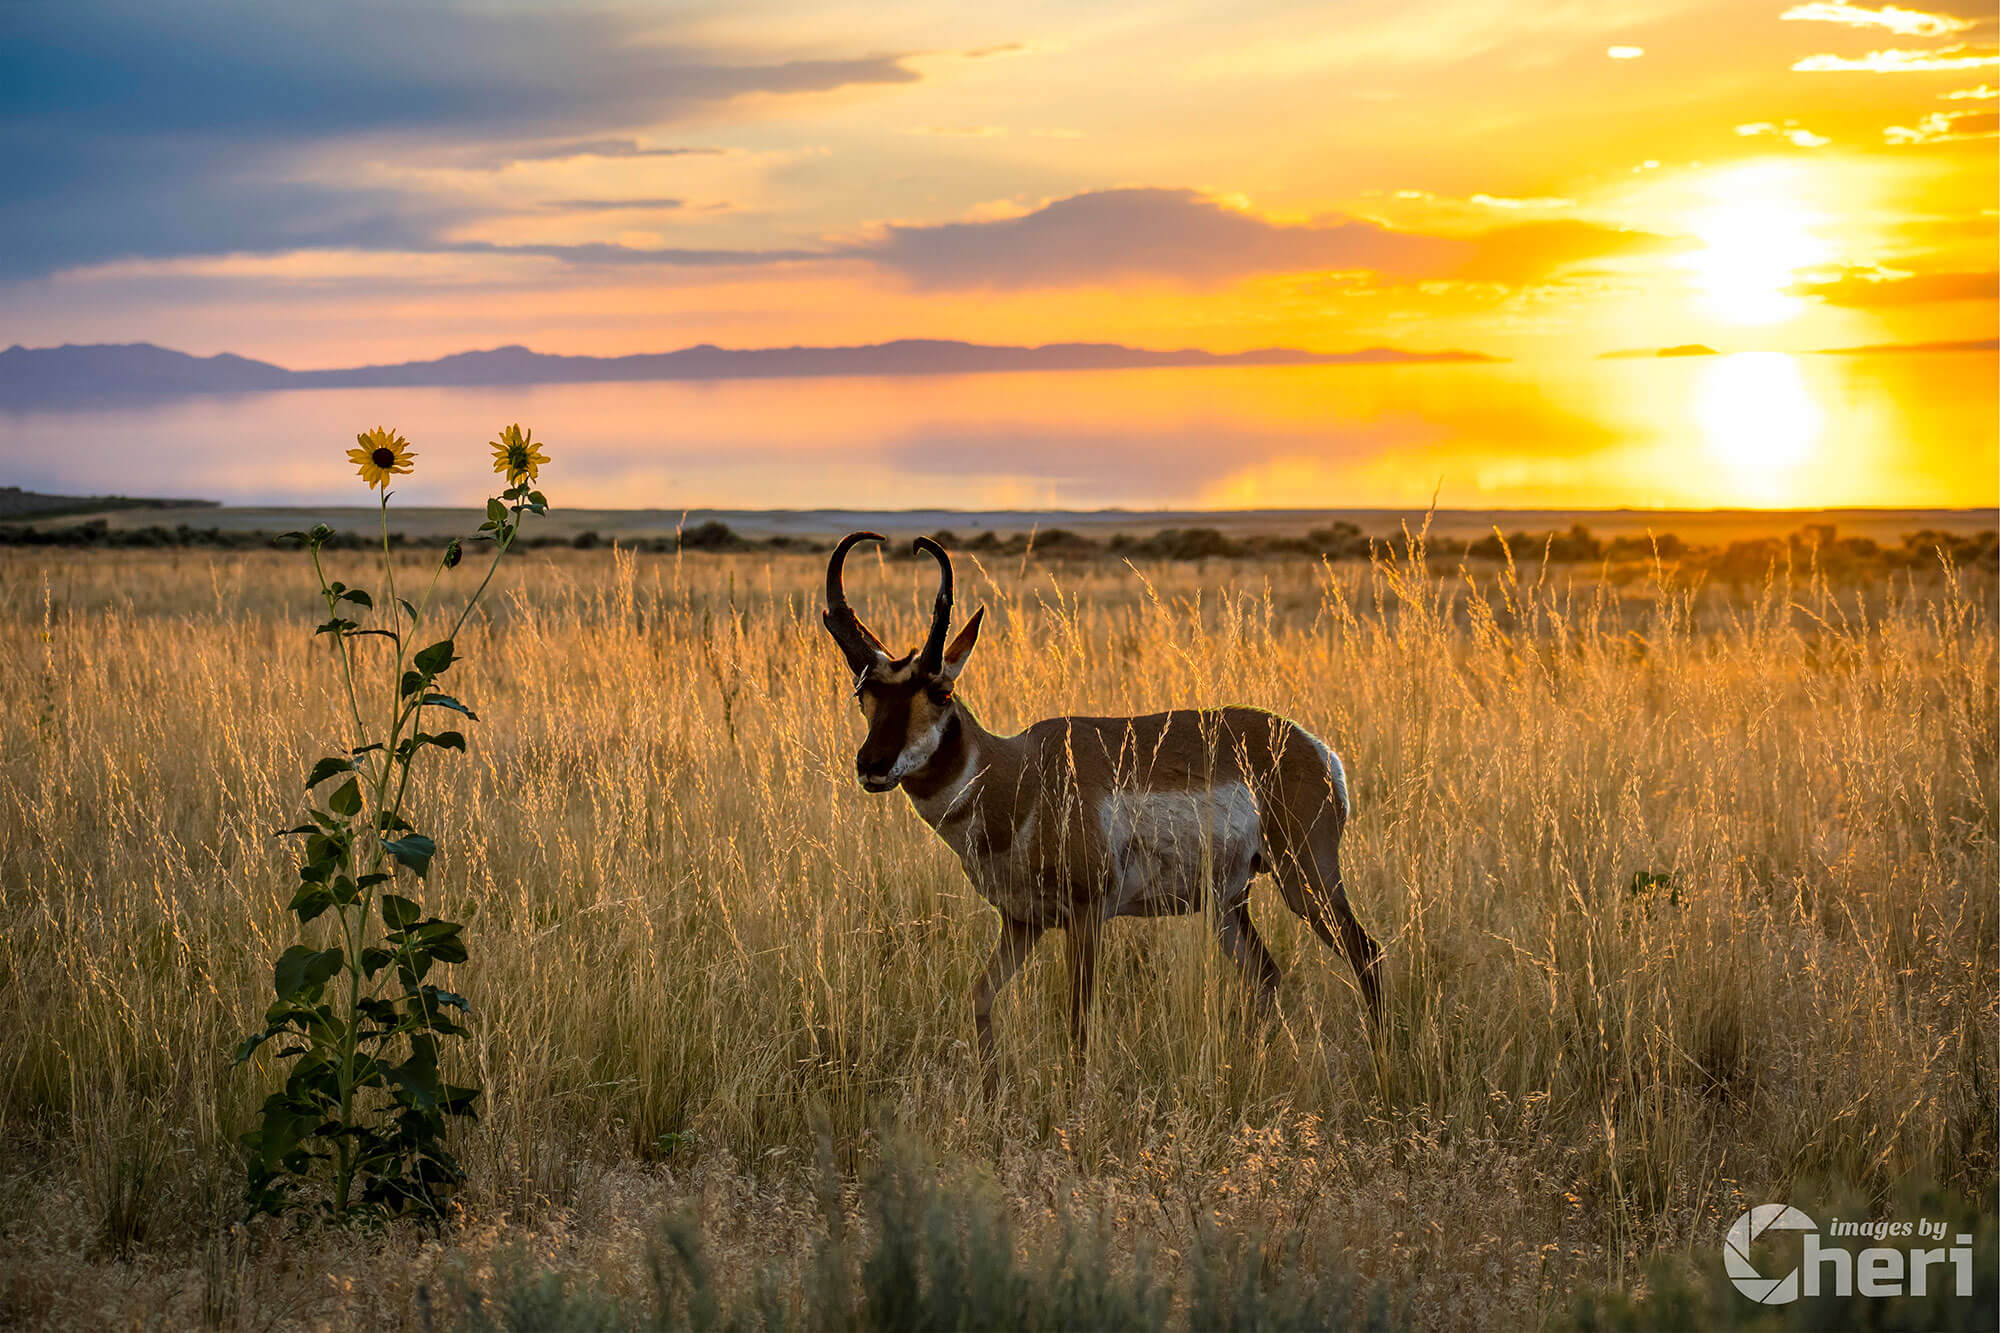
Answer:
(0, 485, 217, 520)
(1599, 344, 1718, 359)
(1812, 337, 1999, 356)
(0, 344, 293, 398)
(0, 339, 1496, 403)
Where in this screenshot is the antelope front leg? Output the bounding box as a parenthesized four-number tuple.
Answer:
(974, 915, 1045, 1096)
(1067, 913, 1101, 1064)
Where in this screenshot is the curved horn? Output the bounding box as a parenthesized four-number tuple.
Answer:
(823, 531, 888, 670)
(912, 536, 954, 674)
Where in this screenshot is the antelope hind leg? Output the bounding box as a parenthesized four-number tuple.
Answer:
(1215, 898, 1283, 1016)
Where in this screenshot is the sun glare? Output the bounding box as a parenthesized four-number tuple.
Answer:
(1695, 352, 1822, 497)
(1686, 164, 1831, 324)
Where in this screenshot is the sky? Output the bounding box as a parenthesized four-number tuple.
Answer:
(3, 0, 1996, 370)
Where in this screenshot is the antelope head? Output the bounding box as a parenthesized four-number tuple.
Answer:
(822, 532, 984, 792)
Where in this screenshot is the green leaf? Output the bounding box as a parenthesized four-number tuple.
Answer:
(232, 1029, 277, 1064)
(381, 894, 421, 929)
(398, 597, 417, 620)
(384, 835, 437, 879)
(399, 669, 425, 699)
(328, 778, 362, 817)
(389, 1051, 442, 1112)
(396, 730, 467, 762)
(411, 922, 467, 965)
(412, 639, 457, 676)
(360, 947, 397, 980)
(286, 883, 334, 923)
(339, 588, 373, 608)
(273, 823, 316, 837)
(419, 693, 478, 721)
(314, 617, 359, 637)
(486, 497, 506, 524)
(273, 945, 345, 1001)
(305, 756, 353, 789)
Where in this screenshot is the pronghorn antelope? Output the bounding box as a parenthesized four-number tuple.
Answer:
(822, 532, 1383, 1089)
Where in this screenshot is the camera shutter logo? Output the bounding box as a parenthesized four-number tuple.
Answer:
(1724, 1204, 1818, 1304)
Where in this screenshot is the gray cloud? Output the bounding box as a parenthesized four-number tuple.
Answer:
(491, 140, 728, 165)
(443, 241, 825, 267)
(845, 188, 1681, 290)
(544, 198, 687, 212)
(0, 2, 918, 279)
(852, 188, 1457, 289)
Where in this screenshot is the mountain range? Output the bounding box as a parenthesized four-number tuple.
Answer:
(0, 339, 1495, 404)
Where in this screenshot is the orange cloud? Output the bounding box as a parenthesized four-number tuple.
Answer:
(1792, 267, 1997, 304)
(1793, 44, 1999, 71)
(1735, 121, 1833, 146)
(1452, 220, 1687, 282)
(1884, 108, 2000, 141)
(1780, 3, 1976, 38)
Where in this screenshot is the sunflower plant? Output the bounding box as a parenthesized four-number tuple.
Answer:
(233, 425, 549, 1224)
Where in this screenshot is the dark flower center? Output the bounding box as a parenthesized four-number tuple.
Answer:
(508, 445, 529, 467)
(371, 447, 396, 467)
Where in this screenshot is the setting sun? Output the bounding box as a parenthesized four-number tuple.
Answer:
(1686, 165, 1835, 325)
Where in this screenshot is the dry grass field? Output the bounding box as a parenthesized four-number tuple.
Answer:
(0, 539, 1992, 1329)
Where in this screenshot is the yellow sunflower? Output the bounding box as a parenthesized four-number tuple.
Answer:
(347, 427, 416, 490)
(490, 424, 549, 484)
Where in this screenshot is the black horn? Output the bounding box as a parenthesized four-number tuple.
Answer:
(823, 531, 888, 671)
(912, 536, 954, 674)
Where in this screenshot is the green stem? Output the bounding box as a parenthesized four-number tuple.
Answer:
(310, 544, 383, 790)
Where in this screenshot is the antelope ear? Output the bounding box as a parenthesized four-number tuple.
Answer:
(941, 606, 984, 679)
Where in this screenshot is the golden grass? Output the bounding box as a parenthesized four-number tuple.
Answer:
(0, 542, 1992, 1328)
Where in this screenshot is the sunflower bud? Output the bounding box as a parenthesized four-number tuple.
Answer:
(444, 537, 463, 569)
